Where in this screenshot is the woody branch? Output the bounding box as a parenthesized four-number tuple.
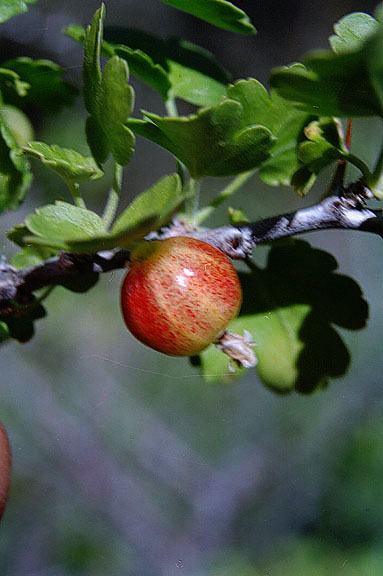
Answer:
(1, 183, 382, 308)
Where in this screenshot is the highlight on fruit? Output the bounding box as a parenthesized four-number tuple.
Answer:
(120, 236, 243, 357)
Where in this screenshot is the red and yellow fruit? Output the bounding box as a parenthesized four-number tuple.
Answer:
(121, 236, 242, 356)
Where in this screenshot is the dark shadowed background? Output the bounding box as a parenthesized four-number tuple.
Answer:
(1, 1, 383, 575)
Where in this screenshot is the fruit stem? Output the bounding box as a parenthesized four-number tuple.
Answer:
(196, 170, 255, 224)
(165, 97, 187, 184)
(165, 97, 178, 117)
(370, 138, 383, 194)
(344, 152, 373, 183)
(185, 177, 200, 226)
(102, 162, 123, 229)
(68, 182, 86, 209)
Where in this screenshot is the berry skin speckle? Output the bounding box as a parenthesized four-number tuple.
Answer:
(120, 236, 242, 356)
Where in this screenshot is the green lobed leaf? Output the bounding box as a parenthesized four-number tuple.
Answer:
(159, 0, 255, 35)
(65, 24, 171, 102)
(0, 321, 9, 344)
(129, 78, 313, 183)
(102, 30, 230, 84)
(114, 45, 171, 102)
(12, 174, 184, 253)
(0, 67, 29, 97)
(0, 99, 32, 213)
(65, 25, 229, 107)
(129, 80, 279, 178)
(111, 32, 230, 105)
(1, 58, 78, 113)
(329, 12, 379, 54)
(227, 206, 249, 224)
(83, 7, 135, 166)
(0, 0, 37, 23)
(10, 245, 57, 269)
(68, 174, 185, 252)
(291, 117, 346, 195)
(167, 60, 227, 107)
(1, 104, 34, 148)
(225, 79, 313, 187)
(112, 173, 184, 234)
(23, 142, 104, 185)
(25, 201, 105, 242)
(98, 57, 135, 165)
(83, 5, 104, 114)
(199, 241, 368, 393)
(270, 19, 383, 118)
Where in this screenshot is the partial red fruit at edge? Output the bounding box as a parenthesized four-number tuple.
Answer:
(121, 237, 242, 356)
(0, 423, 11, 520)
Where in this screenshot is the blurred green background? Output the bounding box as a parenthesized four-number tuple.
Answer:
(1, 0, 383, 575)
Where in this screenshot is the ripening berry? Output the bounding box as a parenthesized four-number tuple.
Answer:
(0, 422, 11, 521)
(121, 236, 242, 356)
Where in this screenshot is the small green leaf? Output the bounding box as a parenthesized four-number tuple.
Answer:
(83, 5, 104, 114)
(290, 167, 317, 197)
(227, 206, 249, 224)
(65, 217, 158, 253)
(129, 81, 277, 178)
(23, 142, 104, 185)
(1, 58, 78, 113)
(113, 45, 171, 101)
(62, 174, 184, 252)
(129, 110, 273, 178)
(0, 67, 29, 97)
(0, 99, 32, 213)
(1, 105, 34, 148)
(291, 117, 346, 195)
(129, 78, 311, 182)
(65, 24, 171, 101)
(199, 241, 368, 392)
(7, 224, 30, 246)
(159, 0, 255, 34)
(13, 174, 184, 253)
(329, 12, 379, 54)
(0, 321, 9, 344)
(83, 6, 135, 166)
(165, 38, 230, 105)
(65, 25, 229, 106)
(225, 79, 312, 187)
(10, 246, 57, 269)
(0, 0, 37, 23)
(168, 60, 227, 107)
(270, 21, 383, 118)
(25, 201, 105, 242)
(112, 173, 183, 234)
(98, 57, 135, 166)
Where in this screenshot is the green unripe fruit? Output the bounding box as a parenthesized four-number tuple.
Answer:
(121, 236, 242, 356)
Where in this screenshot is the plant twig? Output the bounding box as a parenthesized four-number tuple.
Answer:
(196, 170, 255, 224)
(1, 182, 382, 307)
(68, 181, 86, 209)
(102, 162, 123, 230)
